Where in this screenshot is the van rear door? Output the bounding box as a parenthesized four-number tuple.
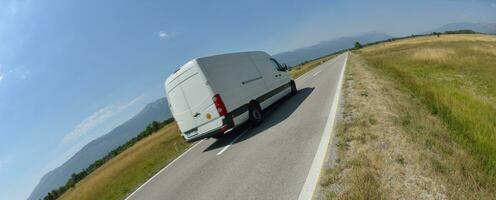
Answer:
(180, 72, 215, 126)
(167, 67, 216, 133)
(168, 86, 196, 132)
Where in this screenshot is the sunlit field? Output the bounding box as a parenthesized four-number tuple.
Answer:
(320, 34, 496, 199)
(360, 34, 496, 175)
(359, 34, 496, 194)
(60, 123, 190, 200)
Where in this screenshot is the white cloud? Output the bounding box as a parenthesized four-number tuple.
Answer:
(8, 67, 29, 79)
(159, 31, 169, 38)
(118, 95, 144, 110)
(62, 105, 117, 143)
(0, 66, 4, 81)
(0, 66, 30, 81)
(61, 95, 145, 143)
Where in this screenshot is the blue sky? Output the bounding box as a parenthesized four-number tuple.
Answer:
(0, 0, 494, 199)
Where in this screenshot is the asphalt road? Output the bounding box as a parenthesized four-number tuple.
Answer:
(126, 52, 348, 200)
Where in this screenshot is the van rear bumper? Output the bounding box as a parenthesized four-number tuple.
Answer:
(184, 128, 223, 143)
(183, 116, 234, 143)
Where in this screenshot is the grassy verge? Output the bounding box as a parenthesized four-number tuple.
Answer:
(60, 123, 190, 200)
(359, 34, 496, 180)
(289, 54, 337, 79)
(319, 34, 496, 199)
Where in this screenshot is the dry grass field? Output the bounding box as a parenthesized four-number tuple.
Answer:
(59, 123, 190, 200)
(360, 34, 496, 176)
(320, 34, 496, 199)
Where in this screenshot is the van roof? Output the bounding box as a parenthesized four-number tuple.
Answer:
(165, 59, 198, 87)
(196, 51, 266, 62)
(165, 51, 268, 86)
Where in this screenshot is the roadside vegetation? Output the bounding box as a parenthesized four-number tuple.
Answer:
(361, 34, 496, 178)
(43, 119, 176, 200)
(58, 122, 189, 200)
(41, 120, 190, 200)
(319, 34, 496, 199)
(288, 54, 337, 79)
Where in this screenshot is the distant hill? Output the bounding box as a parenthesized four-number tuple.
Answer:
(28, 98, 171, 200)
(427, 22, 496, 34)
(273, 32, 392, 66)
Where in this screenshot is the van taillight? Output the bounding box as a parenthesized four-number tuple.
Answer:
(212, 94, 228, 116)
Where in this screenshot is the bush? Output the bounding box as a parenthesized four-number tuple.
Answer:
(444, 29, 477, 34)
(355, 42, 363, 49)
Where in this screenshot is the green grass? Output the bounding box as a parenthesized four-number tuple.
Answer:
(321, 49, 496, 199)
(358, 34, 496, 183)
(59, 123, 190, 200)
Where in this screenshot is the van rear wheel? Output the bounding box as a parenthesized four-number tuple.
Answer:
(248, 102, 263, 126)
(290, 80, 297, 96)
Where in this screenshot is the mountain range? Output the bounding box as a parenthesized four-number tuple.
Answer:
(28, 98, 171, 200)
(273, 32, 392, 66)
(274, 22, 495, 66)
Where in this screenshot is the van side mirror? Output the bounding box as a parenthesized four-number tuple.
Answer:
(282, 64, 288, 71)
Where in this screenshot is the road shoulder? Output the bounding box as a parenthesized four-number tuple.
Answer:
(317, 53, 451, 199)
(298, 53, 348, 200)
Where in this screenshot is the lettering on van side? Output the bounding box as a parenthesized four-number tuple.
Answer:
(242, 76, 263, 85)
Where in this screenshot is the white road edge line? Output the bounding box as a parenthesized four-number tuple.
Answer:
(298, 55, 338, 84)
(297, 52, 348, 200)
(312, 70, 322, 77)
(124, 139, 204, 200)
(216, 129, 250, 156)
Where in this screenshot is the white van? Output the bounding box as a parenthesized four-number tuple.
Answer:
(165, 51, 297, 142)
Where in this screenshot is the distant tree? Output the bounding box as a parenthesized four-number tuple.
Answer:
(445, 29, 477, 34)
(44, 191, 55, 200)
(354, 42, 362, 49)
(433, 32, 441, 37)
(151, 121, 160, 131)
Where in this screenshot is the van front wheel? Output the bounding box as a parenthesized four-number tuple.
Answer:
(248, 102, 263, 126)
(290, 80, 297, 96)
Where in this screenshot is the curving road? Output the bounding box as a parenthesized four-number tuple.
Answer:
(126, 52, 348, 200)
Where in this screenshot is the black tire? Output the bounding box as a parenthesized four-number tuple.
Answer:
(248, 101, 263, 126)
(290, 80, 297, 96)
